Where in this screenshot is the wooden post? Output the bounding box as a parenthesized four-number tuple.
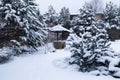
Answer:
(62, 32, 63, 40)
(57, 32, 58, 41)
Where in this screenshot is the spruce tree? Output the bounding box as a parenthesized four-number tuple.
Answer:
(104, 2, 119, 29)
(44, 5, 58, 27)
(59, 7, 71, 29)
(69, 7, 111, 72)
(0, 0, 46, 55)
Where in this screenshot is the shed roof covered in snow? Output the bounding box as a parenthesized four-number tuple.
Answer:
(50, 25, 70, 32)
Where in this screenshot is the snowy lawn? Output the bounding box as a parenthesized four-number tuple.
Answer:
(0, 41, 120, 80)
(110, 40, 120, 53)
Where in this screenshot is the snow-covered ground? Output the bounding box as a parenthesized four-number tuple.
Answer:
(0, 41, 120, 80)
(110, 40, 120, 53)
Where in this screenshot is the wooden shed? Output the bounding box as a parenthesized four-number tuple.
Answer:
(50, 25, 71, 49)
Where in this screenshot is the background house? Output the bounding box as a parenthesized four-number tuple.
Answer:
(107, 28, 120, 41)
(95, 12, 104, 20)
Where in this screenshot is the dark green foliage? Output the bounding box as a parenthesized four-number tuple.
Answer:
(0, 0, 46, 55)
(69, 7, 111, 72)
(59, 7, 71, 29)
(104, 2, 120, 29)
(104, 2, 117, 25)
(44, 5, 58, 27)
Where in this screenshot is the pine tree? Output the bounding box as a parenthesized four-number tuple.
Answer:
(69, 7, 111, 72)
(84, 0, 103, 13)
(116, 6, 120, 27)
(44, 5, 58, 27)
(0, 0, 46, 55)
(104, 2, 119, 29)
(59, 7, 71, 29)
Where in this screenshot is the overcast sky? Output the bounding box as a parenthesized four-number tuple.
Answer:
(36, 0, 120, 14)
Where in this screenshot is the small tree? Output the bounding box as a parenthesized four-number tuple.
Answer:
(69, 7, 111, 72)
(44, 5, 58, 27)
(84, 0, 103, 13)
(117, 6, 120, 27)
(59, 7, 71, 29)
(104, 2, 119, 29)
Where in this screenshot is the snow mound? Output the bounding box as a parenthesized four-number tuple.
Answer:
(52, 59, 69, 69)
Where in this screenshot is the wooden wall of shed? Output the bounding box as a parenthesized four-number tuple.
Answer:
(45, 31, 69, 43)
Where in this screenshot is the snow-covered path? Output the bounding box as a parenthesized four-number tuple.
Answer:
(0, 49, 119, 80)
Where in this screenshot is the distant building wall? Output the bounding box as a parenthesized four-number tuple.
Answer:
(70, 14, 79, 20)
(107, 28, 120, 41)
(95, 13, 104, 20)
